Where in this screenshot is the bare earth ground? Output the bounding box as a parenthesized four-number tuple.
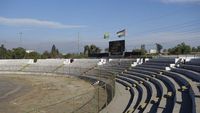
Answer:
(0, 74, 95, 113)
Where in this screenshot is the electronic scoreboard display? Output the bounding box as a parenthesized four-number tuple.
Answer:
(109, 40, 125, 55)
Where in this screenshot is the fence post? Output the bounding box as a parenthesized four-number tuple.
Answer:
(105, 83, 108, 113)
(98, 70, 100, 112)
(72, 96, 75, 113)
(69, 65, 70, 74)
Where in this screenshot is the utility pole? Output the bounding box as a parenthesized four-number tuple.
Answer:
(19, 32, 23, 47)
(78, 32, 80, 54)
(2, 40, 7, 46)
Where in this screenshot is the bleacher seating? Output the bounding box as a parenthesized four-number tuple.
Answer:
(0, 57, 200, 113)
(186, 58, 200, 66)
(56, 59, 99, 75)
(110, 57, 200, 113)
(23, 59, 66, 73)
(0, 59, 32, 71)
(180, 64, 200, 73)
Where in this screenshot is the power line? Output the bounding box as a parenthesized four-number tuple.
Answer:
(131, 19, 200, 36)
(132, 7, 190, 24)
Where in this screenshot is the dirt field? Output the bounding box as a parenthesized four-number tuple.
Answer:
(0, 74, 95, 113)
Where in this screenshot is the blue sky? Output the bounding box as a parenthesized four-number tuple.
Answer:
(0, 0, 200, 53)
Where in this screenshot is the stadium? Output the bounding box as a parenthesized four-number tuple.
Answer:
(1, 0, 200, 113)
(0, 56, 200, 113)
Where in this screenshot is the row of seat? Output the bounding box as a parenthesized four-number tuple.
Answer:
(185, 58, 200, 66)
(0, 59, 32, 71)
(0, 59, 99, 74)
(110, 57, 200, 113)
(83, 59, 137, 113)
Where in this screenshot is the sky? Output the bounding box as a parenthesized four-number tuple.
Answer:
(0, 0, 200, 53)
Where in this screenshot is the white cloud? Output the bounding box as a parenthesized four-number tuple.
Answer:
(160, 0, 200, 3)
(0, 16, 86, 29)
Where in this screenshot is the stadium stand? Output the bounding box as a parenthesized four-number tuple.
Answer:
(180, 64, 200, 73)
(105, 57, 200, 113)
(185, 58, 200, 66)
(124, 70, 163, 111)
(56, 59, 99, 75)
(0, 57, 200, 113)
(22, 59, 65, 73)
(0, 59, 32, 71)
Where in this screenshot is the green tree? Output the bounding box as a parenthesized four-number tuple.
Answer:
(84, 45, 90, 55)
(132, 49, 143, 57)
(104, 48, 109, 53)
(5, 50, 13, 59)
(90, 44, 101, 54)
(192, 47, 197, 52)
(41, 51, 51, 59)
(51, 44, 59, 58)
(25, 52, 40, 59)
(25, 51, 41, 62)
(83, 44, 101, 56)
(63, 53, 72, 58)
(0, 44, 7, 59)
(197, 46, 200, 52)
(192, 46, 200, 52)
(132, 49, 145, 56)
(12, 47, 26, 59)
(155, 43, 163, 54)
(141, 44, 147, 55)
(168, 42, 191, 54)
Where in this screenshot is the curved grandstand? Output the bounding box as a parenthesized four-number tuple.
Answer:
(0, 57, 200, 113)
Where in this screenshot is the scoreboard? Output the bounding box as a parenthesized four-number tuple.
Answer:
(109, 40, 125, 55)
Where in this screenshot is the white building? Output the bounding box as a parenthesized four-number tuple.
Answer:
(26, 50, 35, 53)
(149, 49, 157, 54)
